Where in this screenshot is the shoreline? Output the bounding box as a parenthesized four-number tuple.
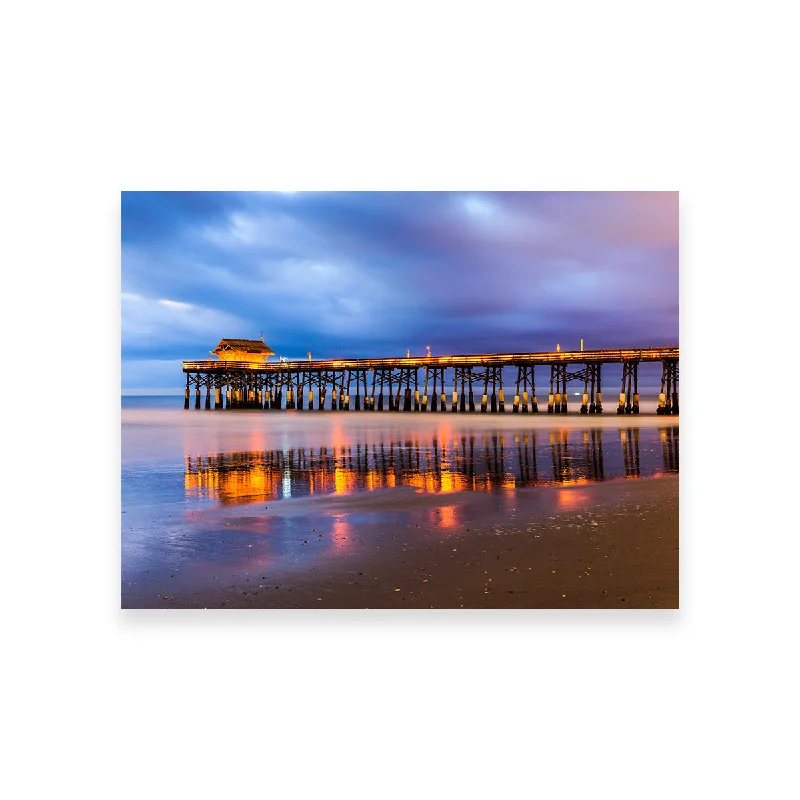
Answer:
(123, 474, 679, 610)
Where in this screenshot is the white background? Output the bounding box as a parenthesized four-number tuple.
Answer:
(2, 2, 796, 798)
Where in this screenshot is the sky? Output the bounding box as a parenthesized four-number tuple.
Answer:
(121, 191, 678, 392)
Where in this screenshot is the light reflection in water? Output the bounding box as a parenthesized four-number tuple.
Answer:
(556, 488, 592, 509)
(438, 505, 458, 530)
(184, 426, 678, 505)
(330, 515, 353, 550)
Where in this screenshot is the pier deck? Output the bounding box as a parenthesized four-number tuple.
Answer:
(181, 347, 679, 415)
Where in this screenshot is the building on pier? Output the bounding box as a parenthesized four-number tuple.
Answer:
(211, 338, 275, 364)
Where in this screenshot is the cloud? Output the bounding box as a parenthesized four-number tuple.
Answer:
(121, 191, 679, 386)
(122, 292, 248, 359)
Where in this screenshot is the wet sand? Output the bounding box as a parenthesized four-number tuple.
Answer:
(124, 474, 678, 610)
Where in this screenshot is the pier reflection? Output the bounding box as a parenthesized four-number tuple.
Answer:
(184, 425, 679, 504)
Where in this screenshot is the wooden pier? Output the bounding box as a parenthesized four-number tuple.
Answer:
(182, 340, 679, 415)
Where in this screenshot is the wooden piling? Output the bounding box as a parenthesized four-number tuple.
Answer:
(468, 370, 475, 412)
(498, 369, 505, 412)
(581, 368, 589, 414)
(657, 361, 675, 415)
(618, 364, 630, 415)
(395, 372, 403, 412)
(595, 366, 603, 413)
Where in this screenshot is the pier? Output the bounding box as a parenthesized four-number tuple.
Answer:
(182, 340, 679, 415)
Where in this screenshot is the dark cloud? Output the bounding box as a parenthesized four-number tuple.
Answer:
(121, 191, 678, 388)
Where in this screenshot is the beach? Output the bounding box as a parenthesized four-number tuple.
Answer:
(122, 405, 679, 610)
(126, 475, 678, 609)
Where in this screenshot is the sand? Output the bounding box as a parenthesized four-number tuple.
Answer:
(125, 473, 678, 610)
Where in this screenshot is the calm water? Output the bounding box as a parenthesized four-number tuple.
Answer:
(121, 397, 678, 605)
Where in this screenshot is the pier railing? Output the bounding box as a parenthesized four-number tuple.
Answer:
(182, 347, 679, 373)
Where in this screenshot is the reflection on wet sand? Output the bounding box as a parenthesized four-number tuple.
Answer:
(185, 425, 679, 505)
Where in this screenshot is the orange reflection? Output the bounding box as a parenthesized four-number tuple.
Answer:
(427, 504, 459, 535)
(440, 470, 466, 493)
(334, 466, 351, 495)
(556, 488, 590, 509)
(439, 505, 458, 530)
(185, 455, 278, 504)
(183, 426, 677, 506)
(329, 515, 353, 550)
(330, 420, 347, 452)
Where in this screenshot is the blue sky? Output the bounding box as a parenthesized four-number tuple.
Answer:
(121, 191, 678, 391)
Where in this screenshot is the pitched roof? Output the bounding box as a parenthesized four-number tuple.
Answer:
(212, 338, 275, 355)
